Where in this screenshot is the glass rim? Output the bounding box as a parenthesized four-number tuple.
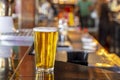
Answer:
(33, 27, 58, 32)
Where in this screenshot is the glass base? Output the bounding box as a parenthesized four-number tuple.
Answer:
(35, 69, 54, 80)
(36, 68, 54, 73)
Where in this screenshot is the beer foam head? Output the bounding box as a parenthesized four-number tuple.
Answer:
(33, 27, 58, 32)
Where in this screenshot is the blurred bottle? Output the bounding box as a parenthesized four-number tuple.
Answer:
(58, 18, 68, 42)
(68, 8, 74, 27)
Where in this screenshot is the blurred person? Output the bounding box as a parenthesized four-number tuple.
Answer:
(38, 0, 50, 21)
(89, 1, 100, 32)
(76, 0, 93, 29)
(38, 0, 56, 26)
(96, 0, 112, 50)
(74, 14, 80, 27)
(48, 8, 54, 21)
(51, 3, 58, 17)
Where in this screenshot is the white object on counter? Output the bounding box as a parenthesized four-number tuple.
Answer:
(0, 16, 14, 33)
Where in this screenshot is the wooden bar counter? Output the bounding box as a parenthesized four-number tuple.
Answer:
(0, 28, 120, 80)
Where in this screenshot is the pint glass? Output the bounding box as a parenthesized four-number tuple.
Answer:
(33, 27, 58, 72)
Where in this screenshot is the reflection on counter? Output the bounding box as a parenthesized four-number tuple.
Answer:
(0, 58, 10, 80)
(96, 48, 120, 67)
(0, 45, 21, 79)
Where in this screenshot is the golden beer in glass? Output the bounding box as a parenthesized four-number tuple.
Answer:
(33, 27, 58, 72)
